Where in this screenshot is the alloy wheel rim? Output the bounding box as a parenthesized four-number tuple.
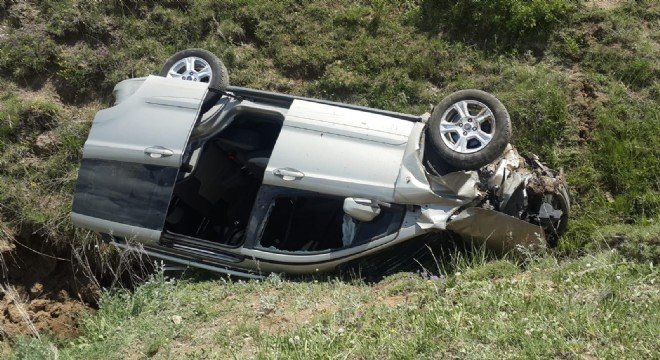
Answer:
(165, 56, 213, 83)
(438, 100, 496, 154)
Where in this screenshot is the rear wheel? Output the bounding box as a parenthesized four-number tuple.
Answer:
(159, 48, 229, 90)
(428, 90, 511, 170)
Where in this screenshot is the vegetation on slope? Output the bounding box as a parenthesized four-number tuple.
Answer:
(12, 252, 660, 359)
(0, 0, 658, 357)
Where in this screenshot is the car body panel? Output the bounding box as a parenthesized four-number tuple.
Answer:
(394, 121, 480, 202)
(264, 100, 413, 200)
(81, 76, 208, 165)
(72, 212, 162, 245)
(446, 207, 546, 253)
(72, 76, 208, 237)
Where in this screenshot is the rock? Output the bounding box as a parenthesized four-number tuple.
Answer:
(30, 283, 44, 298)
(7, 305, 26, 323)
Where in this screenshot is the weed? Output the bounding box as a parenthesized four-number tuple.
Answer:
(590, 87, 660, 218)
(9, 337, 60, 360)
(0, 96, 61, 146)
(0, 31, 56, 81)
(9, 251, 658, 359)
(38, 0, 113, 44)
(55, 44, 110, 102)
(492, 65, 570, 163)
(419, 0, 581, 50)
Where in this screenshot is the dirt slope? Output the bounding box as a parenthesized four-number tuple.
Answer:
(0, 231, 98, 343)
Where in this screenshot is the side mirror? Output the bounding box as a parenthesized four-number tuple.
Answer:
(343, 198, 382, 222)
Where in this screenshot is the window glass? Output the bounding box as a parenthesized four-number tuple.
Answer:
(258, 195, 404, 253)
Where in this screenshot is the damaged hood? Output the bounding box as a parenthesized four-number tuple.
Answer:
(413, 144, 569, 255)
(446, 207, 546, 254)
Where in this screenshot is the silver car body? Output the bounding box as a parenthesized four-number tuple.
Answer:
(72, 76, 566, 278)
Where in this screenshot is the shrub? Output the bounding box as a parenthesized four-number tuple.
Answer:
(0, 31, 56, 79)
(420, 0, 580, 48)
(0, 96, 60, 142)
(55, 44, 111, 102)
(38, 0, 113, 43)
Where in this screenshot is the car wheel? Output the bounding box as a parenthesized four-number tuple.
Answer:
(428, 90, 511, 170)
(159, 48, 229, 90)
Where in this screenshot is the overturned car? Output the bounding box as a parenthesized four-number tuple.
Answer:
(71, 49, 569, 278)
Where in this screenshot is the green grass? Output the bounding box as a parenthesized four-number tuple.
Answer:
(586, 222, 660, 265)
(0, 81, 95, 239)
(419, 0, 580, 49)
(9, 251, 659, 359)
(591, 87, 660, 218)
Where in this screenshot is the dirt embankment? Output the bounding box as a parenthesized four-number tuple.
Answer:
(0, 228, 153, 352)
(0, 232, 98, 343)
(0, 228, 148, 346)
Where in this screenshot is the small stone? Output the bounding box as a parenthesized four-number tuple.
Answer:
(30, 283, 44, 298)
(605, 192, 615, 203)
(171, 315, 182, 325)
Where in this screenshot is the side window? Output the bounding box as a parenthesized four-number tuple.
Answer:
(257, 195, 405, 253)
(344, 204, 405, 246)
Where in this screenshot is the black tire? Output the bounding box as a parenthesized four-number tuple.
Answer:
(159, 48, 229, 90)
(428, 90, 511, 170)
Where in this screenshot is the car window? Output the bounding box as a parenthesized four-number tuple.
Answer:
(257, 195, 404, 253)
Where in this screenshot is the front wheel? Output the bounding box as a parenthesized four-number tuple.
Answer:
(428, 90, 511, 170)
(159, 48, 229, 90)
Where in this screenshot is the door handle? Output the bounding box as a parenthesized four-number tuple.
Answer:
(145, 146, 174, 158)
(273, 168, 305, 181)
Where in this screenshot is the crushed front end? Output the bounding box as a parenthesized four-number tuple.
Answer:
(445, 145, 570, 253)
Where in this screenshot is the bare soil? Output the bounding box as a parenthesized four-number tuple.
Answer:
(0, 233, 98, 343)
(567, 69, 607, 145)
(589, 0, 624, 10)
(0, 289, 92, 340)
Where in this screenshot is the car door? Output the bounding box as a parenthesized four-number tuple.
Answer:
(263, 100, 415, 201)
(71, 76, 209, 244)
(240, 185, 409, 274)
